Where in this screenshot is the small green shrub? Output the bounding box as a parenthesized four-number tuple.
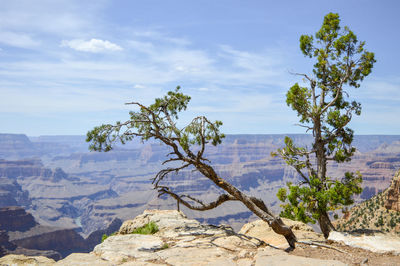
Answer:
(161, 243, 169, 249)
(132, 221, 159, 235)
(101, 232, 116, 242)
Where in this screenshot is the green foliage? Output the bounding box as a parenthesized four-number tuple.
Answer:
(131, 222, 159, 235)
(278, 172, 362, 224)
(161, 243, 169, 249)
(101, 232, 116, 243)
(389, 217, 396, 228)
(87, 86, 225, 155)
(276, 13, 375, 231)
(377, 216, 384, 227)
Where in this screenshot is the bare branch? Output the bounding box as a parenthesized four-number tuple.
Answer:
(288, 70, 313, 82)
(157, 187, 238, 211)
(152, 163, 191, 186)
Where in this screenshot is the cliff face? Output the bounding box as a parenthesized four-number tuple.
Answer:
(0, 206, 123, 260)
(0, 134, 37, 159)
(9, 227, 88, 257)
(0, 178, 30, 207)
(385, 170, 400, 211)
(0, 230, 16, 256)
(0, 207, 37, 231)
(0, 159, 70, 182)
(1, 134, 400, 239)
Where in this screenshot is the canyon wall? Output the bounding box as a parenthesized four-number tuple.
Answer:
(0, 133, 399, 237)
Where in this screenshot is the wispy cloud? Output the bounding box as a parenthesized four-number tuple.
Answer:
(61, 39, 123, 53)
(0, 31, 40, 48)
(0, 0, 397, 135)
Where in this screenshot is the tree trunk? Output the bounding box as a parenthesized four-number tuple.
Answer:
(197, 162, 298, 248)
(318, 211, 335, 239)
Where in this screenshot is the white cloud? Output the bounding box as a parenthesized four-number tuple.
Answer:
(133, 84, 146, 89)
(61, 39, 122, 53)
(0, 31, 40, 48)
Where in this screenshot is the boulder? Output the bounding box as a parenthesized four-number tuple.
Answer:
(239, 218, 324, 248)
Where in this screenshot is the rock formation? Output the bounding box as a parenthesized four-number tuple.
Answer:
(0, 206, 123, 260)
(0, 230, 16, 256)
(385, 170, 400, 211)
(0, 207, 37, 231)
(84, 217, 122, 250)
(239, 217, 324, 247)
(1, 133, 400, 240)
(0, 209, 347, 265)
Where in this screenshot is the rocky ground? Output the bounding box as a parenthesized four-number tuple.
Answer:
(1, 209, 400, 266)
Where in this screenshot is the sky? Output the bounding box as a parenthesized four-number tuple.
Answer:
(1, 0, 399, 136)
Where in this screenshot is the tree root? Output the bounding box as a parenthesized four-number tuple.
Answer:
(297, 240, 348, 254)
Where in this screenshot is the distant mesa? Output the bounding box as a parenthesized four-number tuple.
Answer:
(0, 159, 70, 183)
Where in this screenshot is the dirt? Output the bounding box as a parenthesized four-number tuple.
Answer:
(290, 240, 400, 266)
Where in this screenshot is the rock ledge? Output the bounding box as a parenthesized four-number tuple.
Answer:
(0, 209, 345, 265)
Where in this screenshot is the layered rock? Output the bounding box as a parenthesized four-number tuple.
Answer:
(385, 170, 400, 211)
(0, 207, 37, 231)
(1, 134, 400, 241)
(0, 207, 124, 260)
(0, 134, 37, 159)
(0, 179, 30, 208)
(8, 225, 88, 258)
(0, 159, 71, 182)
(0, 230, 16, 256)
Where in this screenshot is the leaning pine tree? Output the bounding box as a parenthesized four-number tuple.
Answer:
(87, 87, 298, 248)
(274, 13, 375, 238)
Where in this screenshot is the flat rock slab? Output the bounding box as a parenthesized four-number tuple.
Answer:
(54, 253, 111, 266)
(0, 254, 55, 266)
(93, 234, 164, 263)
(239, 218, 324, 248)
(157, 246, 235, 266)
(329, 231, 400, 255)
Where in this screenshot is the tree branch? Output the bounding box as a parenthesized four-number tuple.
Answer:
(157, 187, 238, 211)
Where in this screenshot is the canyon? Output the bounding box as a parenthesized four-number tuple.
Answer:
(0, 133, 399, 258)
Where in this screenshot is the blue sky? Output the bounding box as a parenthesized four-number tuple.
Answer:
(1, 0, 399, 136)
